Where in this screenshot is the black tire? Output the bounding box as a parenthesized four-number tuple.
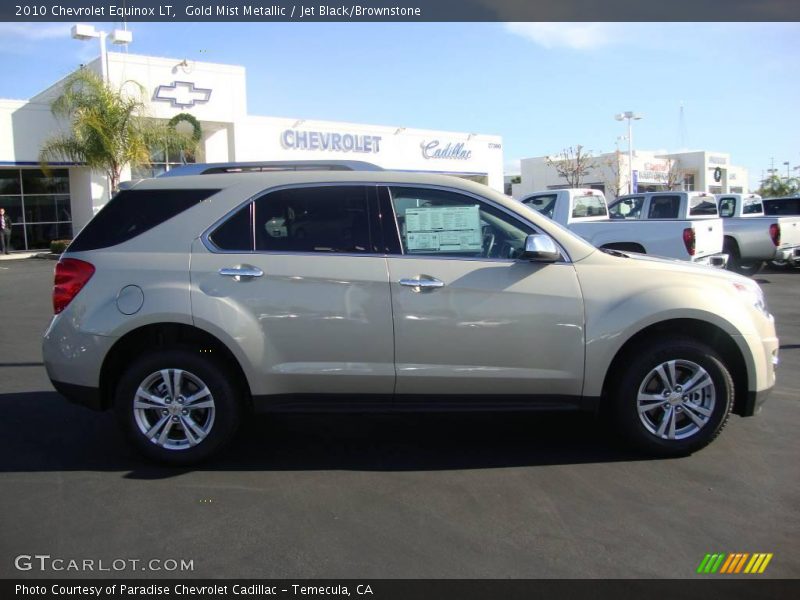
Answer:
(114, 348, 243, 465)
(611, 337, 734, 457)
(724, 239, 763, 276)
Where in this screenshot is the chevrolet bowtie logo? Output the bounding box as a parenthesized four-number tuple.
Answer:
(153, 81, 212, 108)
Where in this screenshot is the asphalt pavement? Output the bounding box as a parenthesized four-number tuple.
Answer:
(0, 258, 798, 579)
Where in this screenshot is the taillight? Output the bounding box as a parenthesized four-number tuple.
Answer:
(769, 223, 781, 247)
(682, 227, 696, 256)
(53, 258, 95, 314)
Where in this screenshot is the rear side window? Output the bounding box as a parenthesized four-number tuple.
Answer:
(69, 188, 219, 252)
(689, 195, 718, 216)
(648, 196, 680, 219)
(764, 198, 800, 215)
(254, 186, 371, 253)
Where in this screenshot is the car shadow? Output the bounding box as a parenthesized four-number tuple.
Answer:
(0, 391, 653, 478)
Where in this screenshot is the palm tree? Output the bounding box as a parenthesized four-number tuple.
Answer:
(40, 69, 197, 195)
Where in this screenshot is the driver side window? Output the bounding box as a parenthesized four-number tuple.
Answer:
(389, 186, 534, 259)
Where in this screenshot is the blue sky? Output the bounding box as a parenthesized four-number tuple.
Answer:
(0, 22, 798, 189)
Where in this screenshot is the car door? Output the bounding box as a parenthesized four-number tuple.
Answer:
(190, 184, 395, 397)
(382, 185, 585, 401)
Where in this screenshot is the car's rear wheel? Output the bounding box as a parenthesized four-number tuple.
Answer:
(612, 338, 734, 456)
(724, 240, 763, 276)
(114, 348, 242, 464)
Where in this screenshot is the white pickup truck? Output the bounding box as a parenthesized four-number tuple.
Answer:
(716, 193, 800, 274)
(519, 189, 727, 266)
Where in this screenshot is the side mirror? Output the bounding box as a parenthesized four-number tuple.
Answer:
(520, 234, 562, 262)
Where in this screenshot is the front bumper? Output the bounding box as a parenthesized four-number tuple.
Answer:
(739, 388, 773, 417)
(735, 333, 778, 417)
(51, 380, 105, 411)
(693, 252, 729, 269)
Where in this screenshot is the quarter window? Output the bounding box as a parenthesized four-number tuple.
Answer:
(389, 187, 533, 259)
(70, 188, 219, 252)
(209, 203, 252, 251)
(254, 186, 371, 253)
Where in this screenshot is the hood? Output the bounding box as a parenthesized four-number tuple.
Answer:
(583, 248, 753, 286)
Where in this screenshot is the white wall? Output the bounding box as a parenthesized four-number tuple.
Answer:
(0, 99, 69, 163)
(68, 168, 109, 233)
(513, 149, 749, 197)
(234, 116, 504, 191)
(105, 53, 247, 122)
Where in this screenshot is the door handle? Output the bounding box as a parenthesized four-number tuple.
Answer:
(399, 276, 445, 292)
(219, 266, 264, 281)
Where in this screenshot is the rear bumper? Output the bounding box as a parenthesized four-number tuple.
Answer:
(774, 245, 800, 264)
(50, 379, 105, 411)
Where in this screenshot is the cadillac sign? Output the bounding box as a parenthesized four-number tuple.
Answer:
(421, 140, 472, 160)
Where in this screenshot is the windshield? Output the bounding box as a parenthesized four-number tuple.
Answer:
(572, 195, 607, 218)
(522, 194, 557, 219)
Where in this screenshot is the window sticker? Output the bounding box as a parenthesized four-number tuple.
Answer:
(405, 205, 482, 252)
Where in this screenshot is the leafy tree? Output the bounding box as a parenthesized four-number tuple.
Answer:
(546, 145, 597, 188)
(664, 158, 684, 191)
(40, 69, 197, 194)
(602, 150, 624, 199)
(757, 174, 800, 198)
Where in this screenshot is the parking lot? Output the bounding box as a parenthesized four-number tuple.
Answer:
(0, 257, 798, 579)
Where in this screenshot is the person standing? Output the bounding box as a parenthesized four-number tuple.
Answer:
(0, 208, 12, 254)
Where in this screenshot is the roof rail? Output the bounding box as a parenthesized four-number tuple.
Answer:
(158, 160, 383, 177)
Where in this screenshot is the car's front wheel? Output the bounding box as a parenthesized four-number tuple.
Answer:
(114, 348, 243, 464)
(612, 337, 734, 456)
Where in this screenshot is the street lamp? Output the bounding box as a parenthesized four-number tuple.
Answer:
(615, 111, 643, 194)
(70, 24, 132, 82)
(784, 161, 791, 180)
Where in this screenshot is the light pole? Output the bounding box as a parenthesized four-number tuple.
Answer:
(784, 161, 791, 180)
(70, 24, 133, 206)
(615, 111, 643, 194)
(70, 24, 132, 82)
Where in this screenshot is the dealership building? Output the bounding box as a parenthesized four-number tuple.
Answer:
(510, 149, 749, 200)
(0, 52, 504, 250)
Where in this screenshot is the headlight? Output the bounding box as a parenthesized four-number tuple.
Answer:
(733, 281, 770, 316)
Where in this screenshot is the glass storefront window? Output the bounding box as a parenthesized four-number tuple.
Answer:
(22, 169, 69, 194)
(0, 171, 21, 194)
(0, 195, 23, 223)
(24, 195, 59, 223)
(0, 168, 73, 251)
(24, 222, 73, 250)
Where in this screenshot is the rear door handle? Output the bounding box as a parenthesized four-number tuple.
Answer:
(399, 276, 445, 292)
(219, 266, 264, 281)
